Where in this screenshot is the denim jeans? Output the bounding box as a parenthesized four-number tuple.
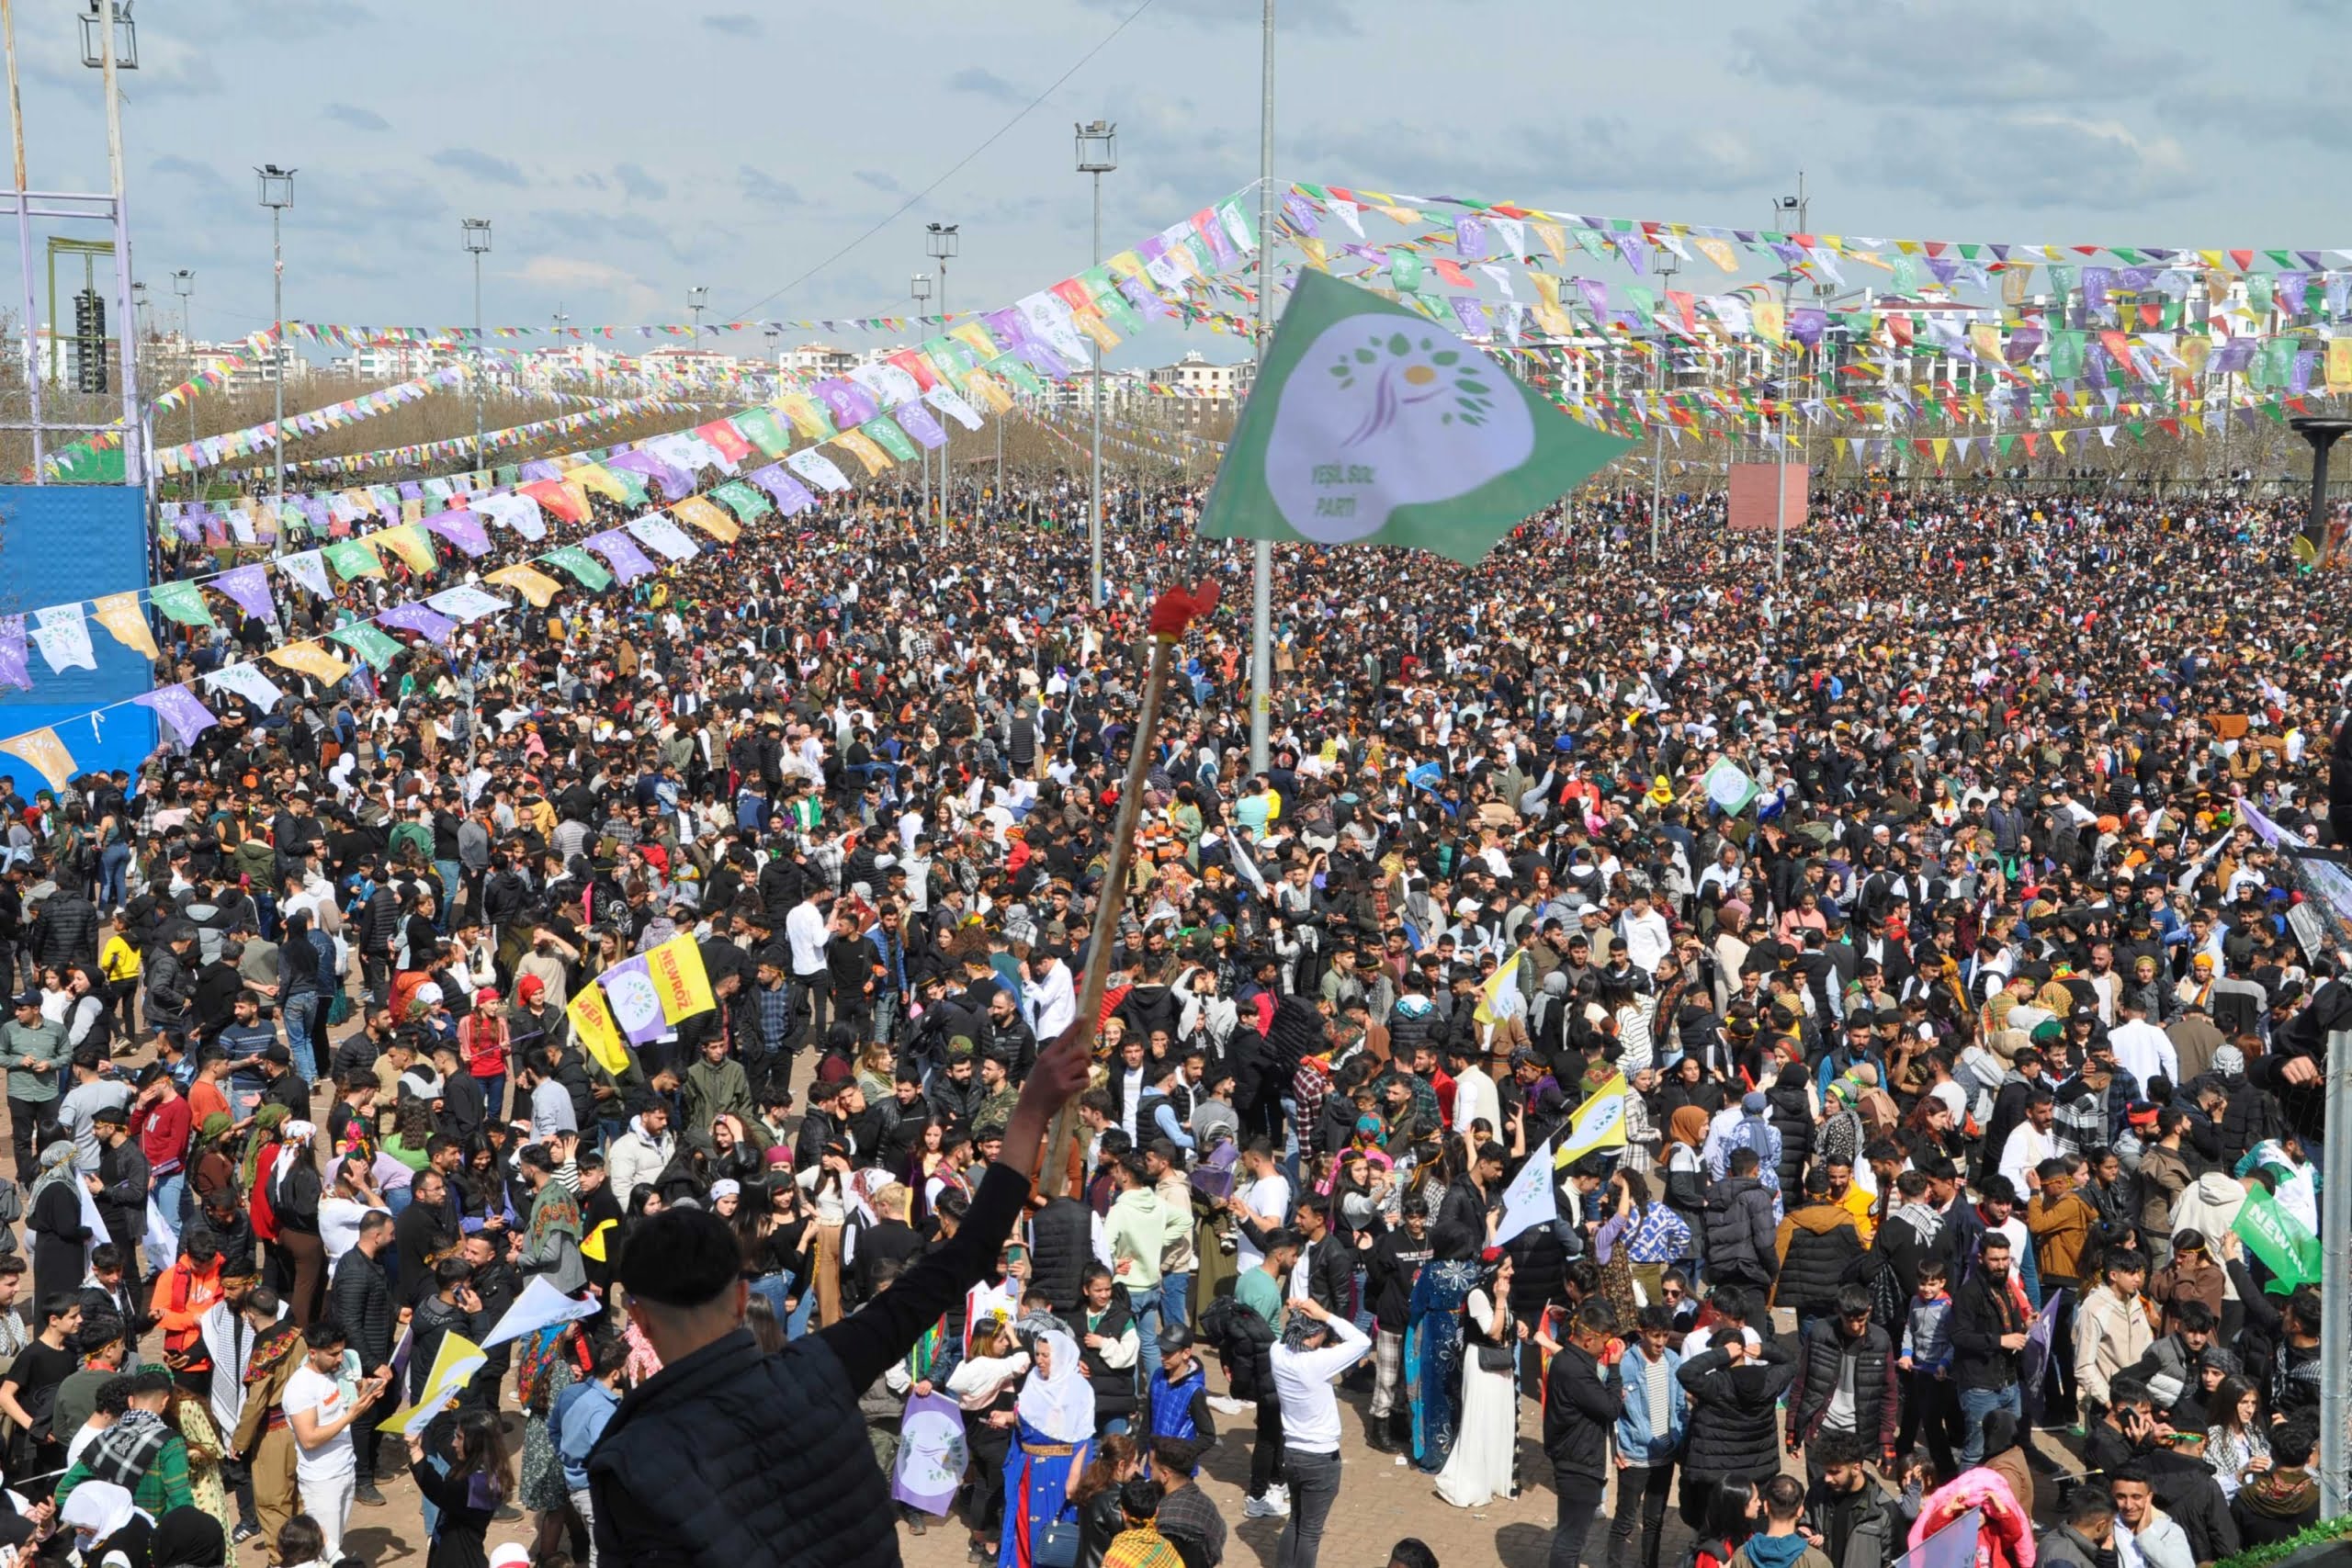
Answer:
(151, 1171, 186, 1256)
(1133, 1292, 1163, 1385)
(1158, 1271, 1191, 1332)
(1277, 1448, 1341, 1568)
(97, 844, 130, 908)
(283, 994, 320, 1083)
(1957, 1382, 2022, 1466)
(477, 1073, 505, 1125)
(751, 1270, 815, 1339)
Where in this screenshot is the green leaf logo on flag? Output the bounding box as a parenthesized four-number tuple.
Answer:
(1198, 271, 1631, 566)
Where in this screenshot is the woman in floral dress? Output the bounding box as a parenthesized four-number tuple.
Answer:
(169, 1380, 239, 1567)
(517, 1322, 591, 1562)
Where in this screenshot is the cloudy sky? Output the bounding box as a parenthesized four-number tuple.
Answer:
(8, 0, 2335, 370)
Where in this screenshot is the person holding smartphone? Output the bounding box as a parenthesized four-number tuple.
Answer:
(282, 1319, 394, 1565)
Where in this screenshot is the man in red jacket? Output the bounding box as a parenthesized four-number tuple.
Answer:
(129, 1062, 192, 1253)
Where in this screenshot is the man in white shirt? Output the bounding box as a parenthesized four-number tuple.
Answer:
(1996, 1090, 2060, 1198)
(282, 1320, 390, 1566)
(1023, 951, 1077, 1043)
(2104, 998, 2179, 1094)
(1269, 1298, 1370, 1568)
(1229, 1143, 1292, 1272)
(785, 886, 832, 1047)
(1449, 1045, 1500, 1141)
(1619, 892, 1672, 976)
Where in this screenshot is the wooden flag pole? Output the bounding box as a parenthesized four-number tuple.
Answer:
(1039, 579, 1219, 1191)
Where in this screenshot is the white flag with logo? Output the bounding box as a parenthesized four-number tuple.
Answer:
(1492, 1132, 1559, 1247)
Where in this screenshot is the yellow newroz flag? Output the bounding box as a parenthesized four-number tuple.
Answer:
(1555, 1074, 1631, 1168)
(486, 563, 565, 609)
(91, 592, 158, 659)
(0, 728, 74, 793)
(1473, 951, 1526, 1028)
(267, 642, 353, 684)
(646, 933, 715, 1023)
(832, 431, 893, 475)
(567, 981, 630, 1076)
(672, 496, 740, 543)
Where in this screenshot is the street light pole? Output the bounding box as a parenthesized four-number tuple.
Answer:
(912, 272, 932, 534)
(926, 222, 959, 547)
(1770, 173, 1807, 584)
(1650, 252, 1678, 562)
(255, 164, 295, 544)
(169, 266, 191, 492)
(1250, 0, 1275, 774)
(1078, 120, 1117, 608)
(688, 284, 707, 354)
(461, 218, 491, 473)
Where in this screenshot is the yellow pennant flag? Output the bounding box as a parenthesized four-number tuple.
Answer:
(646, 933, 716, 1023)
(571, 463, 632, 502)
(486, 563, 565, 609)
(266, 641, 353, 684)
(567, 981, 631, 1076)
(963, 371, 1014, 414)
(378, 1332, 486, 1436)
(1103, 249, 1148, 282)
(560, 478, 594, 523)
(1693, 237, 1739, 274)
(1473, 950, 1527, 1029)
(1555, 1073, 1632, 1168)
(1751, 299, 1786, 346)
(2329, 337, 2352, 392)
(948, 321, 1001, 362)
(1970, 324, 2003, 365)
(375, 524, 437, 574)
(1297, 236, 1329, 272)
(775, 393, 833, 440)
(0, 728, 74, 793)
(90, 592, 158, 660)
(1069, 310, 1120, 352)
(400, 498, 424, 525)
(832, 430, 893, 475)
(1532, 221, 1568, 265)
(671, 495, 740, 542)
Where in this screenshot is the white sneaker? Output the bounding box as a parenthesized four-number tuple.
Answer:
(1243, 1491, 1292, 1519)
(1207, 1395, 1253, 1416)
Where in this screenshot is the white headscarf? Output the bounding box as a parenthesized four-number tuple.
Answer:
(1014, 1329, 1095, 1444)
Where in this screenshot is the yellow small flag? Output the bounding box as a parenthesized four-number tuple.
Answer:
(646, 933, 716, 1023)
(2329, 337, 2352, 392)
(832, 431, 893, 475)
(1555, 1074, 1632, 1168)
(571, 464, 632, 502)
(267, 641, 353, 684)
(1474, 951, 1527, 1029)
(0, 728, 74, 793)
(671, 495, 740, 542)
(1693, 237, 1739, 274)
(90, 592, 158, 660)
(486, 563, 565, 609)
(567, 981, 630, 1077)
(374, 524, 437, 574)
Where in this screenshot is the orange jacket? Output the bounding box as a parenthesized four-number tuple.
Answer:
(151, 1255, 223, 1355)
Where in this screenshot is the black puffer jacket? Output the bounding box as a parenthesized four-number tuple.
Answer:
(1767, 1078, 1816, 1195)
(1028, 1196, 1093, 1318)
(1788, 1319, 1898, 1450)
(1198, 1292, 1276, 1402)
(1679, 1339, 1798, 1483)
(31, 892, 99, 970)
(1701, 1175, 1779, 1288)
(1773, 1201, 1865, 1318)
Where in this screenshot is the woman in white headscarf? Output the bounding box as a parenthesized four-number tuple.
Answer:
(997, 1329, 1094, 1568)
(270, 1121, 328, 1325)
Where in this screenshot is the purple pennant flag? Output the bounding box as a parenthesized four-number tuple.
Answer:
(582, 528, 659, 584)
(1014, 339, 1075, 382)
(2213, 339, 2257, 375)
(888, 1389, 969, 1515)
(2084, 344, 2111, 382)
(517, 459, 564, 483)
(134, 684, 218, 747)
(1789, 308, 1826, 349)
(1768, 241, 1803, 268)
(215, 564, 277, 625)
(746, 464, 817, 516)
(895, 401, 948, 450)
(607, 448, 695, 501)
(2115, 266, 2155, 291)
(1447, 297, 1487, 338)
(1575, 277, 1609, 320)
(2278, 272, 2307, 316)
(813, 378, 879, 429)
(1117, 276, 1176, 323)
(601, 954, 670, 1045)
(1453, 215, 1487, 261)
(1282, 194, 1320, 237)
(170, 513, 201, 543)
(0, 616, 28, 692)
(397, 481, 424, 502)
(300, 497, 333, 535)
(1928, 257, 1962, 286)
(2291, 350, 2319, 395)
(2003, 327, 2043, 365)
(2082, 267, 2110, 314)
(983, 307, 1036, 357)
(1620, 232, 1649, 276)
(379, 602, 458, 645)
(424, 510, 492, 558)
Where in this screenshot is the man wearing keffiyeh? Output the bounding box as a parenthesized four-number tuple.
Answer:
(55, 1364, 196, 1517)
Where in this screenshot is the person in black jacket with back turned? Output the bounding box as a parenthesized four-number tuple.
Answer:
(1947, 1229, 2029, 1468)
(588, 1021, 1087, 1568)
(1544, 1301, 1624, 1568)
(1677, 1302, 1799, 1533)
(327, 1209, 398, 1505)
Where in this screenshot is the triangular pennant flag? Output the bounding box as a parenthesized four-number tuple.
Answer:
(266, 641, 354, 685)
(485, 563, 565, 609)
(0, 728, 74, 792)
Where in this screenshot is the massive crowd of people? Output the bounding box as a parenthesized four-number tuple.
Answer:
(0, 464, 2340, 1568)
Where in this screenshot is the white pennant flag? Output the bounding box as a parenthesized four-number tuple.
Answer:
(786, 447, 852, 493)
(625, 513, 700, 562)
(925, 385, 983, 432)
(1492, 1132, 1560, 1247)
(474, 492, 548, 541)
(202, 660, 288, 713)
(280, 549, 334, 600)
(30, 604, 96, 673)
(425, 585, 512, 623)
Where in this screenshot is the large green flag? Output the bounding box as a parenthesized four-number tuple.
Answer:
(1197, 271, 1630, 566)
(2232, 1185, 2320, 1292)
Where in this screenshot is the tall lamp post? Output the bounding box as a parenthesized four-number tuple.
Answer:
(461, 217, 491, 472)
(1077, 119, 1116, 608)
(1768, 177, 1808, 584)
(926, 221, 959, 547)
(168, 266, 191, 491)
(912, 272, 933, 532)
(1249, 0, 1275, 773)
(1649, 252, 1678, 561)
(255, 164, 295, 534)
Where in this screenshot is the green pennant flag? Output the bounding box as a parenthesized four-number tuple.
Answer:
(993, 357, 1047, 398)
(149, 580, 215, 627)
(540, 547, 613, 591)
(1196, 270, 1632, 567)
(328, 621, 405, 671)
(1387, 251, 1424, 294)
(733, 407, 793, 458)
(710, 479, 774, 522)
(861, 415, 921, 463)
(602, 467, 650, 506)
(2232, 1186, 2320, 1291)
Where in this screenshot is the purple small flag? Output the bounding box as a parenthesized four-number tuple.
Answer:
(215, 564, 277, 625)
(813, 378, 879, 429)
(1282, 194, 1320, 237)
(582, 528, 659, 584)
(1789, 308, 1826, 349)
(0, 616, 28, 692)
(895, 402, 948, 451)
(1768, 241, 1804, 267)
(601, 954, 670, 1045)
(170, 513, 202, 543)
(2291, 350, 2319, 395)
(134, 683, 218, 747)
(424, 510, 492, 558)
(2004, 327, 2043, 366)
(517, 459, 564, 483)
(746, 464, 817, 516)
(1448, 296, 1487, 338)
(1620, 232, 1650, 276)
(379, 602, 458, 645)
(2213, 338, 2257, 375)
(1575, 277, 1609, 320)
(889, 1390, 970, 1515)
(397, 481, 424, 502)
(1453, 215, 1487, 261)
(1118, 276, 1176, 323)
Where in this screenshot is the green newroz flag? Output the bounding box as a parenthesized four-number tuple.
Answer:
(328, 621, 405, 671)
(540, 547, 613, 592)
(149, 580, 214, 628)
(2232, 1185, 2320, 1292)
(1197, 270, 1632, 566)
(861, 415, 921, 463)
(710, 480, 774, 523)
